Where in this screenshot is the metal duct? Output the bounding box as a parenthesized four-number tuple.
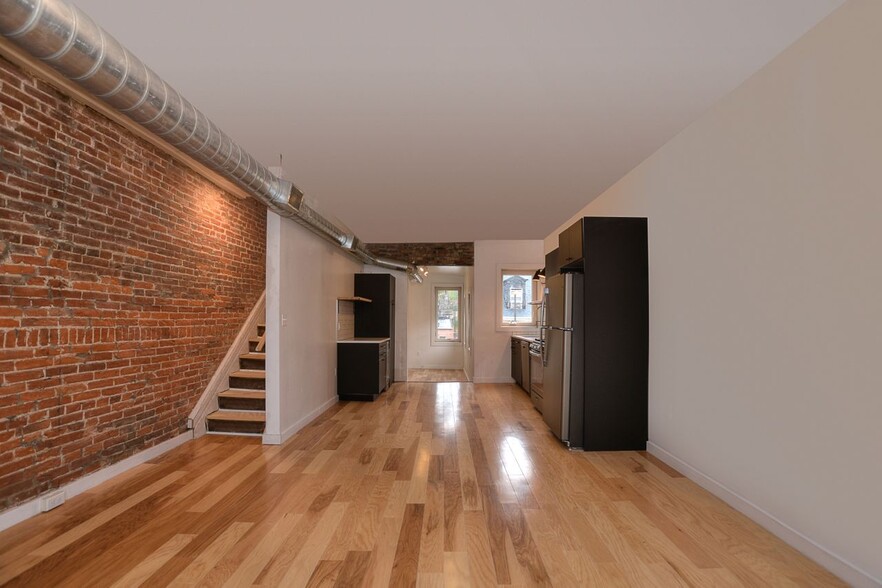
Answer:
(0, 0, 421, 281)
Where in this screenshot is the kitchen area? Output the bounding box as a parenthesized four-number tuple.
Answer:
(510, 216, 649, 452)
(511, 333, 544, 414)
(336, 273, 396, 401)
(335, 216, 649, 453)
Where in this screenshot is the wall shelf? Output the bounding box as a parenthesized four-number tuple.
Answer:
(337, 296, 372, 303)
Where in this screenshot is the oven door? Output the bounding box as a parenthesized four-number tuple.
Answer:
(529, 349, 543, 413)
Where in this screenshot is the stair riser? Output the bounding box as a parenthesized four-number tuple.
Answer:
(257, 325, 266, 336)
(207, 420, 265, 434)
(239, 357, 266, 370)
(248, 341, 260, 352)
(229, 376, 265, 390)
(218, 397, 266, 411)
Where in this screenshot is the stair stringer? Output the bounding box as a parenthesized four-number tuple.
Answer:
(188, 291, 266, 437)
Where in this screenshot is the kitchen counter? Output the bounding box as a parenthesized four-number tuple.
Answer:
(511, 334, 539, 343)
(338, 337, 391, 344)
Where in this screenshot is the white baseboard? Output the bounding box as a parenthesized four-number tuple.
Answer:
(647, 442, 881, 588)
(262, 396, 338, 445)
(472, 376, 516, 384)
(0, 431, 192, 533)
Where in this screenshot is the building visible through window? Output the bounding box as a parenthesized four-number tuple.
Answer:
(434, 287, 461, 342)
(502, 272, 534, 325)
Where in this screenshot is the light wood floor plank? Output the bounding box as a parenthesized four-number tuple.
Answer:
(109, 533, 195, 588)
(32, 470, 187, 558)
(169, 521, 253, 587)
(0, 382, 846, 587)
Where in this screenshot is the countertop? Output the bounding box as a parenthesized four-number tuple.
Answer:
(337, 337, 391, 344)
(511, 334, 540, 343)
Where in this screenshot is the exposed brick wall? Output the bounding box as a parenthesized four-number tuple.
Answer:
(0, 57, 266, 510)
(365, 242, 473, 266)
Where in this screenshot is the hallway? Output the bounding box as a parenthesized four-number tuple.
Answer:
(0, 383, 842, 587)
(407, 369, 469, 383)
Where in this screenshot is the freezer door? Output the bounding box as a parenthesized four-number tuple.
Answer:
(542, 274, 572, 442)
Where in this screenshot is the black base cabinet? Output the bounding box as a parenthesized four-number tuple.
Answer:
(337, 340, 389, 401)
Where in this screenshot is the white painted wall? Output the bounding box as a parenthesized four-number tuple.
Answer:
(473, 241, 544, 383)
(463, 266, 475, 380)
(361, 266, 408, 381)
(546, 3, 881, 584)
(265, 214, 362, 444)
(407, 267, 465, 370)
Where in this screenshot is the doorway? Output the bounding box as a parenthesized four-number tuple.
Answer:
(406, 266, 473, 382)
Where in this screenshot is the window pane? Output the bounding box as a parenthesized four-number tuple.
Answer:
(501, 273, 534, 324)
(435, 288, 460, 341)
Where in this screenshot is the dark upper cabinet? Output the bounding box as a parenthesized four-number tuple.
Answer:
(354, 273, 396, 383)
(354, 273, 395, 338)
(558, 218, 584, 270)
(545, 248, 561, 278)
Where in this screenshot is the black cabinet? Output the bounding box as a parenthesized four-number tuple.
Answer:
(558, 218, 584, 270)
(556, 217, 649, 451)
(511, 339, 521, 386)
(545, 248, 561, 278)
(510, 337, 531, 393)
(354, 273, 396, 382)
(337, 340, 390, 401)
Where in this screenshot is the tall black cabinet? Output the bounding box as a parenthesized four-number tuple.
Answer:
(561, 217, 648, 451)
(354, 273, 396, 381)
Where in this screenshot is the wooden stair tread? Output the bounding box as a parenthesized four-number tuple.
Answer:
(218, 390, 266, 400)
(239, 352, 266, 360)
(207, 410, 265, 422)
(230, 369, 266, 378)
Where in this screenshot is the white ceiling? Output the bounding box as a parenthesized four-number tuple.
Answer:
(74, 0, 842, 242)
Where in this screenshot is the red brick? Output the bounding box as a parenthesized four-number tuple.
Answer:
(0, 55, 266, 510)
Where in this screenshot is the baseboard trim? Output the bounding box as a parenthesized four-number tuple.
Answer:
(262, 396, 338, 445)
(647, 442, 881, 588)
(0, 431, 192, 533)
(472, 376, 516, 384)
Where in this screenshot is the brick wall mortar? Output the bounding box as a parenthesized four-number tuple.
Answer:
(365, 242, 473, 266)
(0, 57, 266, 509)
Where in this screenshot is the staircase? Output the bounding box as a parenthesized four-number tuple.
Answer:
(205, 323, 266, 435)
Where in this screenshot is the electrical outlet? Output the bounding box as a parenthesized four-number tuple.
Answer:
(40, 490, 65, 512)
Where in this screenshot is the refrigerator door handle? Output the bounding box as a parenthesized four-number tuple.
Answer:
(539, 325, 547, 366)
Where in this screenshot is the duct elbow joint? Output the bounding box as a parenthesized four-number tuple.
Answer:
(277, 180, 303, 212)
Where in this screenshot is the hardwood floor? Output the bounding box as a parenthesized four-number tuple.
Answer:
(0, 382, 844, 587)
(407, 369, 469, 382)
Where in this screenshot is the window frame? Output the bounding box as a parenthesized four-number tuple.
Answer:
(432, 285, 463, 345)
(496, 264, 540, 332)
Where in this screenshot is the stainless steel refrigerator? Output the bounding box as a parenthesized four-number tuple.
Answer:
(541, 272, 584, 448)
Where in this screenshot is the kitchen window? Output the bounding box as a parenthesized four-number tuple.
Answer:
(497, 267, 540, 330)
(434, 286, 462, 343)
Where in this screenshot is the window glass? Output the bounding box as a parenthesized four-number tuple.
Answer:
(501, 272, 534, 325)
(435, 287, 461, 342)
